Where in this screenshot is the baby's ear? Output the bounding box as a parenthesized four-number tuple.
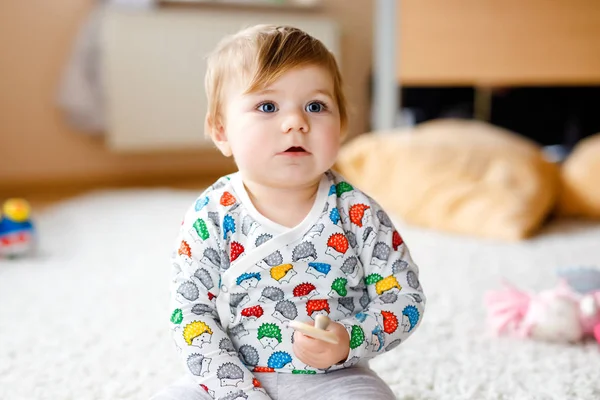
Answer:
(205, 114, 232, 157)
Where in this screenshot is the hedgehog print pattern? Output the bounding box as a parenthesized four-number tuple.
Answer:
(371, 242, 391, 268)
(176, 281, 199, 302)
(217, 362, 244, 387)
(306, 262, 331, 279)
(195, 196, 209, 212)
(272, 300, 298, 323)
(238, 345, 260, 368)
(259, 286, 284, 303)
(193, 268, 214, 290)
(325, 233, 349, 259)
(187, 353, 212, 377)
(207, 211, 221, 235)
(241, 215, 259, 236)
(292, 242, 317, 262)
(170, 170, 425, 396)
(219, 338, 236, 355)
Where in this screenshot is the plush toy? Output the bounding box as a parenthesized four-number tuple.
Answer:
(485, 267, 600, 344)
(0, 198, 36, 259)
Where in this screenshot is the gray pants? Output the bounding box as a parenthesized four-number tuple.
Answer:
(151, 366, 397, 400)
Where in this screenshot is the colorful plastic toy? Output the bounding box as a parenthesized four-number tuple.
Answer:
(0, 198, 36, 259)
(485, 267, 600, 344)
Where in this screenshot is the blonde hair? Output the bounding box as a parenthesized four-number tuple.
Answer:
(205, 24, 348, 135)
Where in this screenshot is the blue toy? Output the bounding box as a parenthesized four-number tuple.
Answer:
(0, 198, 36, 259)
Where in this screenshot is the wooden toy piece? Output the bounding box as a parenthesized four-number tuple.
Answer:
(289, 315, 339, 344)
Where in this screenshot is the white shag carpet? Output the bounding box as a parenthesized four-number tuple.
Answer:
(1, 189, 600, 400)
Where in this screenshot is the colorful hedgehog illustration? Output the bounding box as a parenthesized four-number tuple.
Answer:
(362, 226, 376, 246)
(230, 242, 244, 262)
(255, 233, 273, 247)
(202, 248, 221, 269)
(187, 353, 211, 377)
(236, 272, 261, 289)
(365, 273, 383, 285)
(193, 268, 214, 290)
(329, 208, 341, 225)
(348, 203, 370, 227)
(355, 311, 368, 323)
(345, 231, 358, 249)
(349, 325, 366, 349)
(238, 344, 260, 367)
(402, 305, 420, 332)
(303, 223, 324, 240)
(337, 297, 355, 316)
(330, 277, 348, 297)
(257, 323, 282, 349)
(212, 180, 226, 190)
(230, 324, 249, 339)
(292, 369, 317, 375)
(272, 300, 298, 323)
(170, 308, 183, 325)
(306, 262, 331, 279)
(223, 215, 236, 239)
(242, 215, 259, 236)
(220, 191, 237, 207)
(381, 310, 399, 334)
(270, 264, 297, 283)
(178, 240, 192, 263)
(336, 181, 354, 197)
(267, 351, 294, 370)
(371, 242, 391, 268)
(375, 275, 402, 295)
(262, 250, 283, 269)
(217, 362, 244, 387)
(292, 242, 317, 262)
(406, 270, 420, 289)
(176, 280, 199, 302)
(293, 282, 319, 299)
(328, 184, 336, 196)
(241, 305, 264, 320)
(371, 326, 385, 352)
(376, 210, 393, 229)
(259, 286, 284, 303)
(191, 218, 210, 242)
(252, 366, 275, 373)
(207, 211, 221, 235)
(306, 299, 330, 317)
(341, 256, 359, 277)
(392, 259, 409, 274)
(392, 230, 403, 251)
(194, 196, 209, 211)
(326, 233, 349, 259)
(183, 321, 213, 347)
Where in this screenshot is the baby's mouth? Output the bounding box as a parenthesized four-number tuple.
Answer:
(285, 146, 307, 153)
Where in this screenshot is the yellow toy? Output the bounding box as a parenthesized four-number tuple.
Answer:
(0, 198, 36, 259)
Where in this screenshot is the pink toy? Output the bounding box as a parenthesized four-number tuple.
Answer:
(485, 267, 600, 344)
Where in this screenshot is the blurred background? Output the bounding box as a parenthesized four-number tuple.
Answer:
(2, 0, 599, 205)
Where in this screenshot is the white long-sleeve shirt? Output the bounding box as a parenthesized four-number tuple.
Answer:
(169, 170, 426, 400)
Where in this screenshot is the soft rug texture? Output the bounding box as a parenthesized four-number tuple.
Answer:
(1, 189, 599, 400)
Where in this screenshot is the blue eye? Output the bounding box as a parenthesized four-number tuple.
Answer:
(257, 102, 277, 113)
(306, 101, 325, 113)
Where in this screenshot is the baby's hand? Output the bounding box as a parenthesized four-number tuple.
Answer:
(292, 320, 350, 369)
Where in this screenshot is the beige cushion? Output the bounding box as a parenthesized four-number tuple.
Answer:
(335, 119, 559, 240)
(557, 133, 600, 218)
